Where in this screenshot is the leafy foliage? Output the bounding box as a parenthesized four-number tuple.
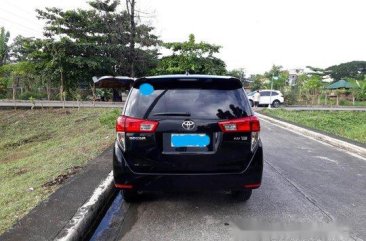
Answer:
(263, 65, 288, 90)
(0, 27, 10, 66)
(0, 0, 161, 100)
(153, 34, 226, 75)
(36, 1, 160, 83)
(326, 61, 366, 80)
(227, 68, 245, 80)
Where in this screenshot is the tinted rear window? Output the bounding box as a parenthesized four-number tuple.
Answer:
(124, 88, 252, 120)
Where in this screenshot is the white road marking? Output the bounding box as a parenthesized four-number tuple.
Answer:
(314, 156, 338, 164)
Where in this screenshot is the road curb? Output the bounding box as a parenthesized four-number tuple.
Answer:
(256, 112, 366, 157)
(54, 171, 116, 241)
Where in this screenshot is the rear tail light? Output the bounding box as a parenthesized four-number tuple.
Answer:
(116, 116, 159, 151)
(116, 116, 158, 133)
(218, 116, 260, 132)
(243, 183, 261, 189)
(115, 183, 133, 189)
(218, 116, 260, 152)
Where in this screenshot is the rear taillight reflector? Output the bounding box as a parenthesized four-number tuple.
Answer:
(115, 183, 133, 189)
(243, 183, 261, 189)
(218, 116, 260, 132)
(116, 116, 158, 133)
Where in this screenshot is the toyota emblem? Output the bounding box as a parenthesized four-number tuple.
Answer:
(182, 120, 195, 130)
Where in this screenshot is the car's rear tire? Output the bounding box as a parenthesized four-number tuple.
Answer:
(122, 190, 139, 203)
(231, 189, 252, 201)
(249, 100, 254, 107)
(272, 100, 280, 108)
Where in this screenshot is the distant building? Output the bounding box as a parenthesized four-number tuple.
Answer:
(287, 69, 304, 86)
(287, 67, 334, 85)
(303, 67, 334, 83)
(321, 75, 334, 83)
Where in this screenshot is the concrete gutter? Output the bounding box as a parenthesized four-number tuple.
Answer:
(256, 112, 366, 158)
(54, 171, 116, 241)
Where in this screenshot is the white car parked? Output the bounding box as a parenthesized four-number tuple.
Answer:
(247, 90, 284, 108)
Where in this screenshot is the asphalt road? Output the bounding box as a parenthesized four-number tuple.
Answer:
(92, 120, 366, 241)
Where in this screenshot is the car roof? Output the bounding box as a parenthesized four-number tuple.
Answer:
(137, 74, 235, 80)
(133, 74, 242, 89)
(259, 89, 280, 92)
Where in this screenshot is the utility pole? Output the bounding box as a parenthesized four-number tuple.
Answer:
(126, 0, 136, 77)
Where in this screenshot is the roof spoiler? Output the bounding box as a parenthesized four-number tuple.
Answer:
(92, 76, 135, 88)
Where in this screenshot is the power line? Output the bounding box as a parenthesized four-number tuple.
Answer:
(0, 16, 42, 37)
(2, 0, 39, 17)
(0, 7, 40, 27)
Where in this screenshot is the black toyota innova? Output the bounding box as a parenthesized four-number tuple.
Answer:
(113, 75, 263, 202)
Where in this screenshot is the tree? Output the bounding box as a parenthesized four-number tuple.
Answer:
(36, 0, 160, 79)
(326, 61, 366, 80)
(227, 68, 245, 81)
(264, 65, 288, 90)
(0, 27, 10, 66)
(303, 75, 322, 95)
(32, 0, 160, 99)
(153, 34, 226, 75)
(251, 75, 265, 91)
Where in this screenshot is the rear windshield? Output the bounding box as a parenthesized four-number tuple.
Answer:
(124, 88, 252, 120)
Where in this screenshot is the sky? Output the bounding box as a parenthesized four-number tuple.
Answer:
(0, 0, 365, 74)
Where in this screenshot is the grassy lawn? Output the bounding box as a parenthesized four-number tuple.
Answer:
(0, 108, 120, 234)
(261, 109, 366, 144)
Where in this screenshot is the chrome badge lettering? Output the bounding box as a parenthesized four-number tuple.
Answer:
(129, 136, 147, 140)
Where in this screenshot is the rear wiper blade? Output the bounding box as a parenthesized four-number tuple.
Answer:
(153, 112, 191, 116)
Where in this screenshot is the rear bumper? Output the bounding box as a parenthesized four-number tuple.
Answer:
(113, 141, 263, 191)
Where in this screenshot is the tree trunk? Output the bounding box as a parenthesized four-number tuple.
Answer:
(46, 78, 51, 101)
(91, 83, 96, 107)
(60, 69, 64, 102)
(12, 81, 16, 102)
(12, 79, 16, 110)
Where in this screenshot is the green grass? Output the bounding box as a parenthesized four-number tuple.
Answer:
(261, 109, 366, 144)
(339, 100, 366, 107)
(0, 108, 121, 234)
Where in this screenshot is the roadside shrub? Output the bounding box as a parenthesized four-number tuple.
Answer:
(99, 108, 121, 129)
(339, 99, 348, 106)
(19, 91, 47, 100)
(283, 91, 297, 105)
(354, 82, 366, 101)
(0, 78, 9, 99)
(68, 88, 91, 101)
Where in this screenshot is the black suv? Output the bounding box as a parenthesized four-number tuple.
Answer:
(113, 75, 263, 202)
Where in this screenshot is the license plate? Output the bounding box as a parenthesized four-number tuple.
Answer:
(171, 134, 210, 147)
